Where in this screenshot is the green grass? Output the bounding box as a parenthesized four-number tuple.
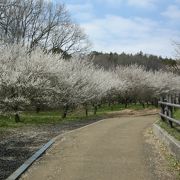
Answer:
(97, 103, 154, 112)
(0, 110, 103, 128)
(157, 120, 180, 141)
(0, 113, 88, 128)
(174, 109, 180, 120)
(157, 108, 180, 141)
(0, 103, 155, 129)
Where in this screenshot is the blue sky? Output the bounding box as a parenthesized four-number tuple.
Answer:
(61, 0, 180, 58)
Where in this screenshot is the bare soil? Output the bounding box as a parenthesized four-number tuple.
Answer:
(0, 117, 104, 180)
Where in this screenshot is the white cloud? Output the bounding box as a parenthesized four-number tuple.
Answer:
(64, 1, 180, 57)
(175, 0, 180, 4)
(97, 0, 123, 5)
(67, 3, 93, 12)
(97, 0, 157, 8)
(162, 5, 180, 19)
(127, 0, 156, 8)
(67, 3, 94, 21)
(81, 15, 180, 57)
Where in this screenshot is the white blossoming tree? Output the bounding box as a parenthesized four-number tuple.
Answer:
(0, 44, 180, 122)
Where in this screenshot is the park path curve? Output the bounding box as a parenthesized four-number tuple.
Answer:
(21, 115, 157, 180)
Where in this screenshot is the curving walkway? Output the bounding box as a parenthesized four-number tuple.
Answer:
(21, 115, 158, 180)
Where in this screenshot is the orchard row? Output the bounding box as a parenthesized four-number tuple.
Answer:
(0, 45, 179, 121)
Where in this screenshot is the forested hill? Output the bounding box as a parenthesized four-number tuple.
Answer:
(90, 51, 179, 72)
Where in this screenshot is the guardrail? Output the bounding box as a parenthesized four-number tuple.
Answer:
(158, 95, 180, 128)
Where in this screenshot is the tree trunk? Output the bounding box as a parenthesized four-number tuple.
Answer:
(15, 113, 20, 123)
(84, 104, 88, 117)
(111, 103, 114, 111)
(139, 100, 145, 108)
(142, 103, 145, 108)
(154, 98, 159, 108)
(14, 105, 20, 123)
(85, 108, 88, 117)
(124, 98, 128, 108)
(36, 106, 40, 113)
(108, 102, 111, 107)
(93, 105, 97, 115)
(141, 102, 145, 108)
(146, 102, 149, 107)
(62, 105, 68, 119)
(125, 101, 128, 108)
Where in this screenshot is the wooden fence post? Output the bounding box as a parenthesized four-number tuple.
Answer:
(160, 96, 165, 121)
(159, 95, 180, 128)
(164, 94, 168, 118)
(168, 94, 173, 128)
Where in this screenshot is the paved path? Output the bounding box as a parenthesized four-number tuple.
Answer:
(21, 115, 157, 180)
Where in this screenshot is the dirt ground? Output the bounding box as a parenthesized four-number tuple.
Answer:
(20, 112, 178, 180)
(0, 117, 104, 180)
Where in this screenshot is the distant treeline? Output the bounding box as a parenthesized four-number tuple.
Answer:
(90, 51, 179, 72)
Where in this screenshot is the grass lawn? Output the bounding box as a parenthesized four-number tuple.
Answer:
(157, 120, 180, 141)
(97, 103, 154, 112)
(174, 109, 180, 120)
(0, 112, 101, 128)
(0, 103, 155, 129)
(157, 108, 180, 141)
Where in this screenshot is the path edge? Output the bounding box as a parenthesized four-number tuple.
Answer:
(6, 139, 55, 180)
(153, 123, 180, 161)
(5, 117, 109, 180)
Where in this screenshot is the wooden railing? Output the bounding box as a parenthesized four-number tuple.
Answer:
(159, 95, 180, 128)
